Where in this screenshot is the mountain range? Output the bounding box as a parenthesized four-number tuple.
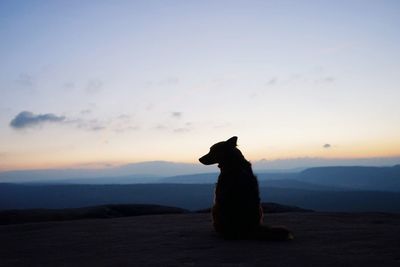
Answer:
(1, 160, 400, 183)
(1, 163, 400, 213)
(1, 162, 399, 191)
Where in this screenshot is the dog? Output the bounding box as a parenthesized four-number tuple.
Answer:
(199, 136, 293, 240)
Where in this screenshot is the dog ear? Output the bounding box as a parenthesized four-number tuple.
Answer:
(226, 136, 238, 147)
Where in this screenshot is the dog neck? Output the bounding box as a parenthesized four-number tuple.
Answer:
(218, 160, 253, 174)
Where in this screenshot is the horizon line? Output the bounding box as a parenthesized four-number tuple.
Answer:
(1, 155, 400, 173)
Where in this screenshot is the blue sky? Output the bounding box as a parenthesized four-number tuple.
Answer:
(0, 0, 399, 170)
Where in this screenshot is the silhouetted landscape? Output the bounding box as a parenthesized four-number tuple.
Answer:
(1, 163, 400, 266)
(1, 140, 399, 266)
(1, 165, 400, 212)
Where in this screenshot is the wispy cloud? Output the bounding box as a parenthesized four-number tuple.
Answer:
(70, 113, 141, 132)
(173, 122, 193, 133)
(9, 111, 142, 133)
(80, 109, 92, 115)
(78, 123, 105, 131)
(171, 112, 182, 119)
(323, 77, 335, 83)
(10, 111, 65, 129)
(146, 77, 179, 87)
(15, 73, 35, 88)
(154, 124, 168, 130)
(266, 77, 278, 86)
(114, 126, 140, 133)
(63, 82, 75, 91)
(117, 114, 131, 120)
(315, 76, 336, 84)
(323, 144, 332, 149)
(85, 79, 103, 94)
(68, 118, 106, 131)
(153, 121, 193, 133)
(112, 114, 141, 133)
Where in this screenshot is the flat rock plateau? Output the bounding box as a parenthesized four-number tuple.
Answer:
(1, 212, 400, 267)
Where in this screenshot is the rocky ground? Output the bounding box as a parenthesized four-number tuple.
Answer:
(1, 212, 400, 266)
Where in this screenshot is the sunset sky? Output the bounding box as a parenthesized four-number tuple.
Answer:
(1, 0, 399, 171)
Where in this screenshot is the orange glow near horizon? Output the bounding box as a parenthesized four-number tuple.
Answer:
(1, 146, 399, 172)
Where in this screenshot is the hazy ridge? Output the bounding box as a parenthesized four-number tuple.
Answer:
(1, 164, 399, 213)
(1, 183, 400, 213)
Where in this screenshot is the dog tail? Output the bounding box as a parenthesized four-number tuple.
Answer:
(251, 225, 294, 241)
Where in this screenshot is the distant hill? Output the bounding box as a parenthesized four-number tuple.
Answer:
(261, 202, 314, 213)
(0, 161, 215, 183)
(156, 166, 400, 192)
(259, 179, 350, 191)
(298, 165, 400, 191)
(0, 202, 311, 225)
(196, 202, 313, 214)
(159, 173, 217, 184)
(1, 183, 400, 213)
(2, 163, 399, 194)
(1, 165, 400, 213)
(0, 183, 215, 211)
(161, 172, 300, 184)
(259, 187, 400, 213)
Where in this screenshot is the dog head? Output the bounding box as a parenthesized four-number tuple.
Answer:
(199, 136, 238, 165)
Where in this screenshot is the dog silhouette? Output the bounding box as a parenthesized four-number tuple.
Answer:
(199, 136, 293, 240)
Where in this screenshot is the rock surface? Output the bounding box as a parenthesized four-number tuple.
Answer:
(1, 212, 400, 266)
(0, 204, 189, 225)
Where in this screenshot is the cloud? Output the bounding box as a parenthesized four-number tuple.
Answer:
(266, 77, 278, 86)
(87, 125, 105, 131)
(9, 111, 142, 133)
(111, 114, 141, 133)
(145, 103, 155, 111)
(63, 82, 75, 91)
(89, 126, 106, 131)
(86, 79, 103, 94)
(9, 111, 108, 132)
(117, 114, 131, 120)
(213, 122, 231, 129)
(114, 126, 140, 133)
(323, 77, 335, 83)
(154, 121, 193, 133)
(154, 124, 168, 130)
(80, 109, 92, 115)
(323, 144, 331, 149)
(72, 118, 106, 131)
(15, 73, 35, 87)
(171, 112, 182, 119)
(72, 114, 140, 132)
(315, 76, 336, 84)
(10, 111, 66, 129)
(173, 122, 193, 133)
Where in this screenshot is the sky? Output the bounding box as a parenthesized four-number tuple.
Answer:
(1, 0, 400, 171)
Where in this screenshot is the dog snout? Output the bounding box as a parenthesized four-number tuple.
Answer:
(199, 155, 208, 165)
(199, 154, 214, 165)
